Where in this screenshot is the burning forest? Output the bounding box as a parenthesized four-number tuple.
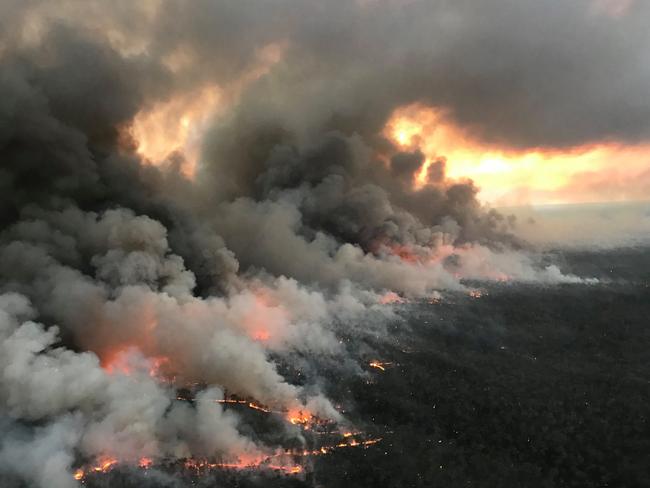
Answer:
(1, 1, 650, 487)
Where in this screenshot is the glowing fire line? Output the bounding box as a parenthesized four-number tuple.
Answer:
(72, 434, 384, 482)
(72, 393, 383, 482)
(369, 360, 393, 371)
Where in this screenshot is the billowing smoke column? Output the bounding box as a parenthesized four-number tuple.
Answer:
(0, 1, 618, 486)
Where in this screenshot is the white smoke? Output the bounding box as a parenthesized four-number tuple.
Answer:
(0, 201, 598, 487)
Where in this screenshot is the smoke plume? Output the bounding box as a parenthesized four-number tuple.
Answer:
(0, 1, 612, 485)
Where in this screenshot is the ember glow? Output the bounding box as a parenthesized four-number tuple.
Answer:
(182, 393, 329, 433)
(71, 427, 384, 483)
(379, 291, 406, 305)
(73, 457, 119, 482)
(102, 349, 171, 380)
(237, 287, 292, 345)
(287, 408, 314, 426)
(69, 389, 379, 482)
(183, 458, 303, 475)
(369, 361, 393, 372)
(468, 289, 487, 299)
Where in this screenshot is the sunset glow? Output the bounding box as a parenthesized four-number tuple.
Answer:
(386, 104, 650, 205)
(130, 85, 222, 177)
(129, 41, 286, 178)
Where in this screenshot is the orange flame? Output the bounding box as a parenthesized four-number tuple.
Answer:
(74, 455, 119, 481)
(215, 398, 278, 414)
(287, 408, 312, 426)
(214, 396, 326, 430)
(379, 291, 406, 304)
(73, 430, 383, 481)
(247, 401, 273, 413)
(382, 243, 425, 263)
(468, 289, 486, 299)
(369, 360, 393, 372)
(101, 349, 172, 381)
(183, 453, 303, 475)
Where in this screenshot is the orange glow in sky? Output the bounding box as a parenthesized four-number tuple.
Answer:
(129, 42, 286, 179)
(130, 84, 222, 177)
(385, 104, 650, 206)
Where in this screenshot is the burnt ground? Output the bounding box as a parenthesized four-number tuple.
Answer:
(86, 247, 650, 488)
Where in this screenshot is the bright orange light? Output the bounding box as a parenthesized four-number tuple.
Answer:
(215, 398, 277, 414)
(184, 456, 303, 475)
(378, 291, 406, 305)
(101, 347, 172, 381)
(130, 41, 287, 180)
(237, 287, 291, 344)
(73, 422, 381, 481)
(130, 85, 221, 177)
(383, 243, 424, 263)
(252, 330, 271, 341)
(101, 347, 134, 375)
(369, 360, 393, 371)
(147, 356, 172, 380)
(468, 289, 486, 299)
(247, 401, 273, 413)
(286, 407, 312, 426)
(384, 103, 650, 205)
(94, 456, 118, 473)
(369, 361, 385, 371)
(72, 456, 119, 482)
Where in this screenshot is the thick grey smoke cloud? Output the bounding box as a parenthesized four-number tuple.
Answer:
(182, 0, 650, 150)
(0, 292, 290, 486)
(0, 1, 606, 486)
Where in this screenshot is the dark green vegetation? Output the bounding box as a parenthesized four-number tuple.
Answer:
(89, 248, 650, 488)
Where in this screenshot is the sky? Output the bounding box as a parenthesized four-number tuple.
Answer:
(385, 104, 650, 206)
(3, 0, 648, 207)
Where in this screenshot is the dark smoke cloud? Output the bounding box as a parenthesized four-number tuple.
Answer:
(179, 0, 650, 150)
(0, 1, 606, 486)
